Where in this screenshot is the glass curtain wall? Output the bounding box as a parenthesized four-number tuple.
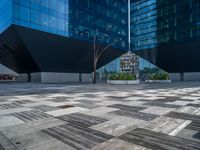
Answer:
(130, 0, 200, 80)
(131, 0, 200, 51)
(68, 0, 128, 50)
(12, 0, 128, 50)
(131, 0, 158, 51)
(12, 0, 70, 36)
(0, 0, 12, 33)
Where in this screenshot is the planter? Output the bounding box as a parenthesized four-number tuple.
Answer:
(145, 80, 172, 84)
(107, 80, 140, 85)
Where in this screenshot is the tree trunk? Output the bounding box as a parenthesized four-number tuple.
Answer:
(27, 73, 31, 82)
(93, 66, 96, 84)
(79, 73, 82, 82)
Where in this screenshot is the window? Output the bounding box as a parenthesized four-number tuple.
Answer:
(20, 6, 30, 21)
(40, 13, 48, 26)
(31, 9, 39, 24)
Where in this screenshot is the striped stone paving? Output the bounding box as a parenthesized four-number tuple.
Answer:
(186, 122, 200, 131)
(42, 123, 113, 150)
(11, 110, 52, 122)
(32, 105, 59, 112)
(0, 132, 18, 150)
(119, 128, 200, 150)
(165, 112, 200, 122)
(0, 103, 21, 110)
(0, 82, 200, 149)
(58, 113, 108, 127)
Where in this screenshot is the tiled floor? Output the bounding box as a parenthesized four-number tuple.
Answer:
(0, 82, 200, 150)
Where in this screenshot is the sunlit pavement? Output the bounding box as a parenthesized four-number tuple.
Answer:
(0, 82, 200, 150)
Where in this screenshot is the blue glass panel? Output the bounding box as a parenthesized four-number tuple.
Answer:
(20, 6, 30, 21)
(0, 0, 128, 51)
(31, 9, 39, 24)
(0, 0, 12, 33)
(40, 13, 48, 27)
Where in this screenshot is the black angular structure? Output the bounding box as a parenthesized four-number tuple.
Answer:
(0, 25, 125, 73)
(131, 0, 200, 73)
(0, 0, 128, 73)
(135, 40, 200, 73)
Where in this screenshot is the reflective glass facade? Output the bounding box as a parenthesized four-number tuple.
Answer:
(67, 0, 128, 49)
(0, 0, 12, 33)
(0, 0, 128, 73)
(1, 0, 128, 50)
(131, 0, 200, 51)
(12, 0, 70, 36)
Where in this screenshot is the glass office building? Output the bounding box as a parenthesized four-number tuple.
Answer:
(0, 0, 12, 34)
(0, 0, 128, 73)
(130, 0, 200, 73)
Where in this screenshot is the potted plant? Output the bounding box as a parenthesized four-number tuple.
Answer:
(145, 72, 171, 83)
(107, 73, 140, 85)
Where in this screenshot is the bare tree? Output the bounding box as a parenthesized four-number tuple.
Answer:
(93, 35, 114, 84)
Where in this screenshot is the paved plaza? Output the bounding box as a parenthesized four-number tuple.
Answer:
(0, 82, 200, 150)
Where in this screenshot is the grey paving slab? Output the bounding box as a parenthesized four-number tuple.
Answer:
(186, 121, 200, 132)
(0, 132, 18, 150)
(22, 100, 58, 107)
(0, 82, 200, 149)
(165, 112, 200, 123)
(42, 123, 113, 150)
(74, 103, 101, 109)
(108, 104, 146, 112)
(187, 104, 200, 108)
(177, 129, 200, 142)
(11, 110, 52, 122)
(97, 101, 121, 106)
(1, 118, 66, 138)
(12, 100, 33, 105)
(0, 107, 32, 116)
(181, 96, 200, 100)
(32, 105, 59, 112)
(110, 109, 158, 121)
(92, 138, 151, 150)
(124, 100, 147, 107)
(0, 116, 24, 130)
(175, 106, 200, 114)
(90, 117, 148, 136)
(76, 99, 100, 104)
(119, 128, 200, 150)
(29, 140, 76, 150)
(10, 131, 76, 150)
(81, 107, 121, 120)
(0, 103, 21, 110)
(58, 113, 108, 127)
(142, 101, 181, 108)
(46, 107, 88, 117)
(140, 106, 174, 115)
(166, 100, 192, 106)
(154, 97, 180, 102)
(49, 98, 70, 102)
(143, 116, 191, 136)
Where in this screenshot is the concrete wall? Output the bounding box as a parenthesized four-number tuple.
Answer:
(41, 72, 91, 83)
(82, 74, 92, 82)
(169, 72, 200, 82)
(184, 72, 200, 81)
(17, 73, 41, 82)
(16, 74, 28, 82)
(31, 73, 41, 82)
(169, 73, 180, 82)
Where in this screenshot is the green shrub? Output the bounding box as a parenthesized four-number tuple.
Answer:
(109, 73, 136, 80)
(150, 72, 169, 80)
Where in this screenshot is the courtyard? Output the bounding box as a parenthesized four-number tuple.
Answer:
(0, 82, 200, 150)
